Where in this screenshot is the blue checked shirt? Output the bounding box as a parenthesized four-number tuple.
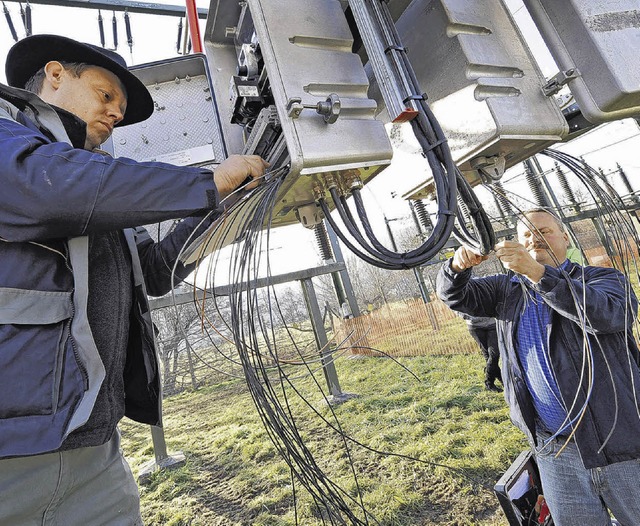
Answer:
(515, 262, 571, 435)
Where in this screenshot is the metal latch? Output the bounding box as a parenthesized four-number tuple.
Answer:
(542, 68, 580, 97)
(287, 93, 341, 124)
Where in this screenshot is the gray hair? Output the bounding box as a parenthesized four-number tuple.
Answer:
(24, 61, 92, 95)
(517, 207, 565, 231)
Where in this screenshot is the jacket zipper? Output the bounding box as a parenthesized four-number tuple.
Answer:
(69, 288, 89, 389)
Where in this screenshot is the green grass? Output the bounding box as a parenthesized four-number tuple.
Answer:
(120, 352, 527, 525)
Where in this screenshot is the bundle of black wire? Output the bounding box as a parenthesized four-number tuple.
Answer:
(164, 164, 500, 524)
(317, 0, 494, 270)
(214, 175, 375, 524)
(542, 148, 640, 282)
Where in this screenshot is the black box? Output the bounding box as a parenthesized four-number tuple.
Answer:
(494, 450, 552, 526)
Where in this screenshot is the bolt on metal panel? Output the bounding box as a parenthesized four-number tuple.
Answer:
(392, 0, 568, 192)
(523, 0, 640, 123)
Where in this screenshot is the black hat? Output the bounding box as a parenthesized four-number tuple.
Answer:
(5, 34, 153, 127)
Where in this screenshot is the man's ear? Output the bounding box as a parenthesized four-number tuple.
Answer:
(43, 61, 65, 90)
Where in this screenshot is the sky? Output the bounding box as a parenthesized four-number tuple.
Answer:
(0, 1, 201, 75)
(1, 0, 639, 278)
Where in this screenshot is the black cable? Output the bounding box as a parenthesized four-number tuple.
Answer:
(112, 11, 118, 49)
(3, 2, 18, 42)
(98, 10, 105, 48)
(316, 0, 491, 270)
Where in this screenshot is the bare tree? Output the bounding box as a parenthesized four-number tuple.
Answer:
(153, 302, 201, 394)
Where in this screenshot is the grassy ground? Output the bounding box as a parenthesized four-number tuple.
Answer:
(120, 352, 528, 525)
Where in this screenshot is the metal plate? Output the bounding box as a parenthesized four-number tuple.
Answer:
(524, 0, 640, 123)
(111, 54, 226, 167)
(393, 0, 568, 192)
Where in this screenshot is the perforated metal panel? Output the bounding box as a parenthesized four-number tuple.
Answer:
(110, 54, 226, 169)
(108, 55, 226, 242)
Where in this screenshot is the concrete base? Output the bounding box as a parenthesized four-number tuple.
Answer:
(323, 392, 358, 406)
(137, 451, 187, 484)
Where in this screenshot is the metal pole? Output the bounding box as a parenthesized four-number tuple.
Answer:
(138, 425, 186, 483)
(413, 267, 429, 303)
(325, 221, 360, 317)
(184, 0, 202, 53)
(384, 215, 399, 251)
(300, 277, 343, 399)
(407, 202, 431, 303)
(2, 0, 208, 18)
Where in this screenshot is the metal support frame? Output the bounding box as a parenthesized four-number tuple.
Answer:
(149, 262, 358, 418)
(325, 221, 360, 318)
(300, 277, 356, 405)
(2, 0, 207, 18)
(137, 425, 186, 484)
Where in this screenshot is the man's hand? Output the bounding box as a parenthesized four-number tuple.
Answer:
(451, 246, 489, 273)
(214, 155, 269, 199)
(494, 240, 545, 283)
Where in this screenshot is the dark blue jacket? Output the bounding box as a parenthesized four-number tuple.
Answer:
(437, 259, 640, 469)
(0, 84, 219, 458)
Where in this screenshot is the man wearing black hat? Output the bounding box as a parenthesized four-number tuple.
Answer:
(0, 35, 268, 524)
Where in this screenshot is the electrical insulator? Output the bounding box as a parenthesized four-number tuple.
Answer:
(112, 11, 118, 50)
(524, 162, 551, 208)
(492, 181, 515, 218)
(176, 18, 183, 54)
(98, 10, 105, 48)
(457, 194, 471, 225)
(3, 2, 18, 42)
(554, 162, 579, 211)
(616, 163, 638, 205)
(24, 0, 30, 36)
(314, 223, 334, 262)
(413, 200, 433, 234)
(124, 9, 133, 54)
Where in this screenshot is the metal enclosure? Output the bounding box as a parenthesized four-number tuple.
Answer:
(392, 0, 568, 193)
(110, 55, 226, 168)
(108, 54, 226, 240)
(203, 0, 393, 226)
(523, 0, 640, 123)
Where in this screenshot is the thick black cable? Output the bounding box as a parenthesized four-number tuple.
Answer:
(3, 2, 18, 42)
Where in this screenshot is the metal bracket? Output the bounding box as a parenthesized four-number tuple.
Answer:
(296, 203, 324, 229)
(286, 93, 341, 123)
(470, 154, 506, 183)
(542, 68, 580, 97)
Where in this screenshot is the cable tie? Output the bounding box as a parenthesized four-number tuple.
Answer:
(421, 137, 448, 153)
(402, 93, 427, 104)
(384, 44, 406, 54)
(439, 209, 456, 217)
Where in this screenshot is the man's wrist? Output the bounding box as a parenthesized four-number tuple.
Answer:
(524, 262, 546, 284)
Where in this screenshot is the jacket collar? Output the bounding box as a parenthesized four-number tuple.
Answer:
(48, 104, 87, 149)
(0, 83, 86, 148)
